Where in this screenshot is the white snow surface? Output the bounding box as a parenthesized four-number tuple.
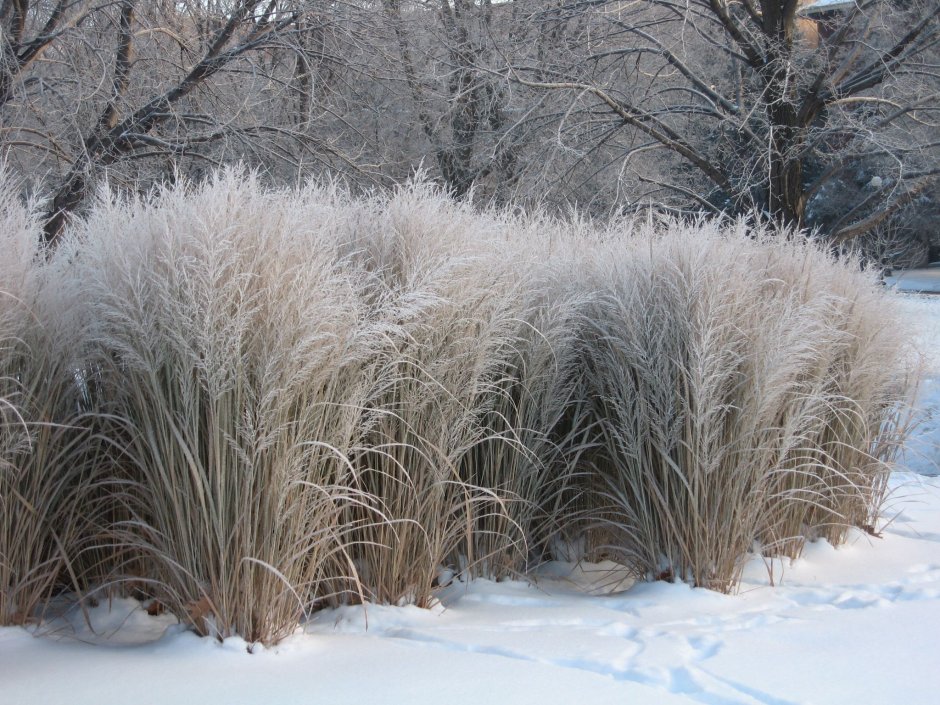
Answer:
(3, 293, 940, 705)
(897, 294, 940, 476)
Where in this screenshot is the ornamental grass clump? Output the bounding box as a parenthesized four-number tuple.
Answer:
(453, 214, 603, 579)
(56, 172, 383, 644)
(570, 218, 910, 591)
(751, 239, 909, 557)
(0, 180, 105, 626)
(453, 280, 590, 580)
(335, 186, 583, 603)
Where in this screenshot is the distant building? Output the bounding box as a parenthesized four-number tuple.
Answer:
(798, 0, 855, 46)
(799, 0, 856, 18)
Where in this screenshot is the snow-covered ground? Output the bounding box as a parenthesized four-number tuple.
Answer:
(3, 293, 939, 705)
(898, 293, 940, 477)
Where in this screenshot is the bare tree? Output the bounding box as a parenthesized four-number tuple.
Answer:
(4, 1, 934, 248)
(504, 0, 939, 242)
(379, 0, 534, 199)
(1, 1, 388, 245)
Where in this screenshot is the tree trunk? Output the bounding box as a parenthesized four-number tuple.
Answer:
(767, 101, 806, 227)
(762, 1, 805, 228)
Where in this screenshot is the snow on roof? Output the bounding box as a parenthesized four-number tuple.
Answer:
(800, 0, 856, 16)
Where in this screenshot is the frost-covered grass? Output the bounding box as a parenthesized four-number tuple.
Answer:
(0, 169, 914, 644)
(569, 229, 908, 590)
(0, 181, 106, 626)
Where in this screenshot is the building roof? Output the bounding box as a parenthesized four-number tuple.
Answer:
(799, 0, 856, 17)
